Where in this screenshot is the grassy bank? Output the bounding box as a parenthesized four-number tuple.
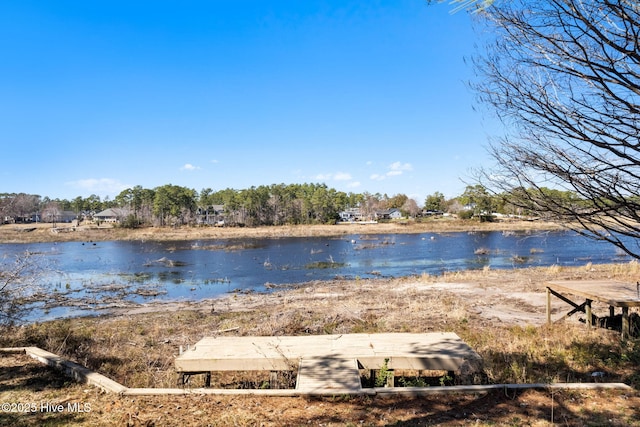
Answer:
(0, 218, 563, 244)
(1, 262, 640, 425)
(3, 264, 639, 389)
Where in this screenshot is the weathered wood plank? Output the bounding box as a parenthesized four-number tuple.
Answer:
(546, 280, 640, 338)
(23, 347, 128, 394)
(546, 280, 640, 307)
(175, 333, 483, 394)
(296, 357, 362, 394)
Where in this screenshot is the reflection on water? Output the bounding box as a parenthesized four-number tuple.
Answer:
(0, 229, 631, 321)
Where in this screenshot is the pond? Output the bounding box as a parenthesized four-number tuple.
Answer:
(0, 229, 631, 321)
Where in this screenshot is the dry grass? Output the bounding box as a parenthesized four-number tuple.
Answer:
(1, 357, 637, 427)
(2, 224, 640, 425)
(1, 218, 564, 243)
(3, 263, 640, 390)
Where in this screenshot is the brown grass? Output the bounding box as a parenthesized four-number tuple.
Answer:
(1, 218, 564, 243)
(1, 264, 640, 425)
(2, 223, 640, 425)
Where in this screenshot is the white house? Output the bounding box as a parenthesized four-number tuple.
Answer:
(94, 208, 130, 223)
(375, 208, 403, 220)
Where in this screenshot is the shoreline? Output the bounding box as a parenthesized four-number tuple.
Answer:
(2, 218, 571, 325)
(2, 223, 639, 425)
(0, 219, 564, 244)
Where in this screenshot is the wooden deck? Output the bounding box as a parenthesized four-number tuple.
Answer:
(296, 357, 362, 394)
(546, 280, 640, 338)
(175, 333, 481, 394)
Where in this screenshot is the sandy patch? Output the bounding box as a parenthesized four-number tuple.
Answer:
(107, 276, 583, 329)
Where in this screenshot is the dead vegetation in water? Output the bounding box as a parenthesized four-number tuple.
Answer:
(2, 262, 640, 425)
(3, 263, 640, 387)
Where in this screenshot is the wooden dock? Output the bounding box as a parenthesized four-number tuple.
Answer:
(546, 280, 640, 338)
(175, 333, 481, 394)
(296, 357, 362, 394)
(5, 346, 633, 397)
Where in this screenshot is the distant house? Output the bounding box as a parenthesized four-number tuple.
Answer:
(375, 208, 403, 220)
(420, 210, 444, 217)
(196, 204, 225, 225)
(40, 210, 76, 224)
(338, 208, 364, 222)
(13, 214, 36, 223)
(57, 211, 77, 223)
(94, 208, 130, 223)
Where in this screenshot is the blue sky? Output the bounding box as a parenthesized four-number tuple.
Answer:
(1, 1, 499, 203)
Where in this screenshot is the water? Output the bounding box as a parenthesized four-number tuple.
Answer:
(0, 229, 631, 320)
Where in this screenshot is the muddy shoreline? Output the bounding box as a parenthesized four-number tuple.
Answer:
(2, 219, 578, 324)
(3, 221, 640, 426)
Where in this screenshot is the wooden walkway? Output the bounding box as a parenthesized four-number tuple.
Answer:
(175, 333, 481, 394)
(296, 357, 362, 394)
(546, 280, 640, 338)
(4, 346, 633, 397)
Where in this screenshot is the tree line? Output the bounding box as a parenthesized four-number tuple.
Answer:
(0, 182, 588, 228)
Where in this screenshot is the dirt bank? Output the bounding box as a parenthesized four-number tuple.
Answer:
(3, 220, 640, 426)
(112, 260, 639, 329)
(2, 262, 640, 426)
(1, 219, 563, 243)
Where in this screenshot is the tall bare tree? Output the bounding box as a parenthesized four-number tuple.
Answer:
(473, 0, 640, 257)
(41, 201, 62, 227)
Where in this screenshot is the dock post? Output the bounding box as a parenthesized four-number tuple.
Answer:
(622, 307, 630, 339)
(546, 287, 551, 324)
(585, 299, 593, 327)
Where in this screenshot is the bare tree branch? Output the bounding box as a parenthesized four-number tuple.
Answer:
(474, 0, 640, 257)
(0, 251, 46, 328)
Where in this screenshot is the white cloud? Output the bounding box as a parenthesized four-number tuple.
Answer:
(389, 161, 413, 173)
(315, 172, 352, 181)
(369, 161, 413, 181)
(333, 172, 352, 181)
(180, 163, 201, 171)
(347, 181, 361, 188)
(66, 178, 130, 195)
